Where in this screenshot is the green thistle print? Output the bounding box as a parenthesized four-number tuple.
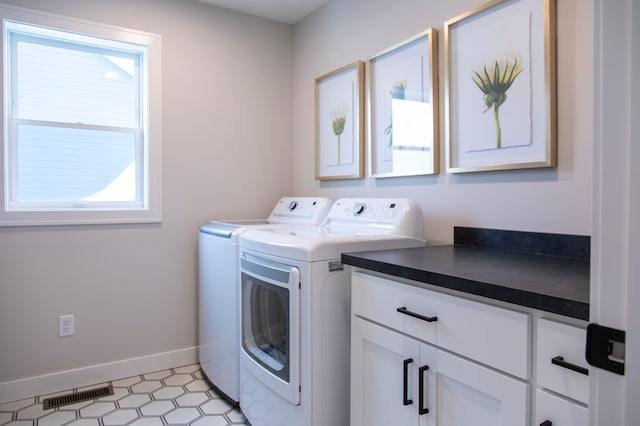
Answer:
(385, 80, 407, 147)
(471, 56, 523, 148)
(331, 110, 346, 165)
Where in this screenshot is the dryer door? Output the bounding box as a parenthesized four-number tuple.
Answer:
(240, 253, 301, 405)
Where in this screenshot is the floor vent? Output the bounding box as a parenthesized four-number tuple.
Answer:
(42, 385, 114, 409)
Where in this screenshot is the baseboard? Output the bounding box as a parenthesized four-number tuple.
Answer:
(0, 346, 198, 404)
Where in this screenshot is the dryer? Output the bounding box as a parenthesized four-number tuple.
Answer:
(198, 197, 332, 404)
(238, 198, 426, 425)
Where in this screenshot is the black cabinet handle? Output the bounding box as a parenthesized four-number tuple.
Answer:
(397, 307, 438, 323)
(540, 421, 552, 426)
(403, 358, 413, 406)
(551, 356, 589, 376)
(418, 365, 430, 415)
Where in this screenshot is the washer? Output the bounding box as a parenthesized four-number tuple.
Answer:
(238, 198, 426, 425)
(198, 197, 332, 404)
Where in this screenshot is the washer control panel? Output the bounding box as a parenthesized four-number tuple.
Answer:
(268, 197, 332, 224)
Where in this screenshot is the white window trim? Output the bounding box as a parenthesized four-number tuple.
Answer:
(0, 4, 162, 226)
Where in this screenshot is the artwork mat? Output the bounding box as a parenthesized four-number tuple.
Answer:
(444, 0, 557, 173)
(314, 61, 365, 180)
(367, 28, 439, 178)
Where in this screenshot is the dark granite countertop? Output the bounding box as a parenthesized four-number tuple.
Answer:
(342, 227, 590, 320)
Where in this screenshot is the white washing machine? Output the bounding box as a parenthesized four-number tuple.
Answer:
(238, 198, 426, 425)
(198, 197, 332, 404)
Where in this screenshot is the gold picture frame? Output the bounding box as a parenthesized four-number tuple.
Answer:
(367, 28, 439, 178)
(444, 0, 557, 173)
(315, 61, 365, 180)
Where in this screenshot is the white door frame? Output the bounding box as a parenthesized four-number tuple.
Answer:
(590, 0, 639, 424)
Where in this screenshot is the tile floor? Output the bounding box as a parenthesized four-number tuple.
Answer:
(0, 364, 248, 426)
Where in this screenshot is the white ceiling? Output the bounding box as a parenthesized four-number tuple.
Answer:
(189, 0, 328, 24)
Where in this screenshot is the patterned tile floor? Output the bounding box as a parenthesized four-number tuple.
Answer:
(0, 364, 248, 426)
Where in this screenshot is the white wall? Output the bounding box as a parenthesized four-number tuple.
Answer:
(293, 0, 593, 245)
(0, 0, 293, 401)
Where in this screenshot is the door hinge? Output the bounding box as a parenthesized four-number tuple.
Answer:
(586, 323, 625, 375)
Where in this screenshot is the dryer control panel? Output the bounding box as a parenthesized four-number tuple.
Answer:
(323, 198, 425, 240)
(327, 198, 407, 221)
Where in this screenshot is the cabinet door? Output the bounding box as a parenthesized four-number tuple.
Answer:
(351, 317, 420, 426)
(419, 342, 530, 426)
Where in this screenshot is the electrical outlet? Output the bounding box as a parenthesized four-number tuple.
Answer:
(59, 314, 74, 337)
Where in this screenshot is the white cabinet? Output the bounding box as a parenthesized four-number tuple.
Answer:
(350, 270, 590, 426)
(350, 272, 530, 426)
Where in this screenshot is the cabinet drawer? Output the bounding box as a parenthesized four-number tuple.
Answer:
(535, 389, 588, 426)
(352, 271, 531, 379)
(536, 318, 589, 404)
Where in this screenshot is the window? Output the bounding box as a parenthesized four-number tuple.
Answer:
(1, 5, 161, 226)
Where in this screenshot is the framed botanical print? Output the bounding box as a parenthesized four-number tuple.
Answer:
(444, 0, 557, 173)
(368, 28, 439, 178)
(315, 61, 365, 180)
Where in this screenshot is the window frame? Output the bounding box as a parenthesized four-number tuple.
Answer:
(0, 4, 161, 226)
